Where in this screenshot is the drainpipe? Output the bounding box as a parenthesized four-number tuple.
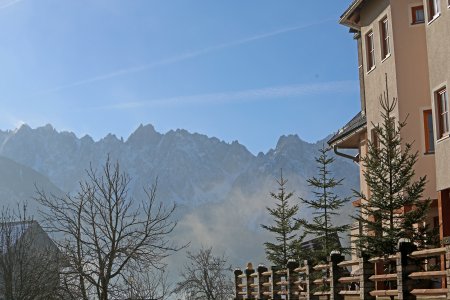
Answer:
(333, 145, 359, 163)
(356, 32, 366, 115)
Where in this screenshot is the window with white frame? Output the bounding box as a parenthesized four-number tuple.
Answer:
(380, 17, 390, 59)
(427, 0, 440, 21)
(436, 87, 449, 138)
(366, 30, 375, 71)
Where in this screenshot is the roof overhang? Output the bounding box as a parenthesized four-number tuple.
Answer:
(328, 111, 367, 149)
(340, 0, 365, 30)
(331, 125, 366, 148)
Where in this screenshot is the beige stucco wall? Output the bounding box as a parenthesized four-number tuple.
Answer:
(391, 0, 436, 200)
(360, 0, 399, 136)
(424, 0, 450, 191)
(357, 0, 437, 200)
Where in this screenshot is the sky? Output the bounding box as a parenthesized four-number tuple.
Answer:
(0, 0, 360, 154)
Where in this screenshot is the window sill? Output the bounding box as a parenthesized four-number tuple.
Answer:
(411, 21, 425, 25)
(424, 151, 435, 155)
(436, 134, 450, 143)
(366, 66, 376, 75)
(381, 53, 391, 63)
(428, 13, 441, 25)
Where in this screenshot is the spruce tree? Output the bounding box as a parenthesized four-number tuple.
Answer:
(299, 145, 350, 263)
(261, 170, 304, 266)
(354, 92, 431, 257)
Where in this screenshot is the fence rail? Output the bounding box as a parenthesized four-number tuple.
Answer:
(234, 241, 450, 300)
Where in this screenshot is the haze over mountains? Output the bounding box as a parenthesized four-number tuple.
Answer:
(0, 124, 359, 268)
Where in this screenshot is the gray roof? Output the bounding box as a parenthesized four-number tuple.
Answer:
(0, 221, 34, 254)
(327, 111, 367, 146)
(300, 233, 341, 252)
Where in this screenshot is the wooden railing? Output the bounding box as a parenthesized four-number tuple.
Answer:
(408, 247, 448, 298)
(234, 243, 450, 300)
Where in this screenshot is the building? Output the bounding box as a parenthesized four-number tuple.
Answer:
(328, 0, 449, 246)
(0, 220, 61, 299)
(299, 232, 341, 253)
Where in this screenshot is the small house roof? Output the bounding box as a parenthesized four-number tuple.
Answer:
(0, 221, 36, 254)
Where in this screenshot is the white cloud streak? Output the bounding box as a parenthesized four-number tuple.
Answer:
(37, 18, 335, 94)
(99, 80, 358, 110)
(0, 0, 22, 9)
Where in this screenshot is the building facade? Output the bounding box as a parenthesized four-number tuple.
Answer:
(329, 0, 450, 245)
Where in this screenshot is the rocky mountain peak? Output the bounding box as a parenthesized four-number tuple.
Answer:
(36, 124, 55, 133)
(275, 134, 305, 150)
(15, 123, 32, 135)
(0, 123, 358, 207)
(126, 124, 162, 148)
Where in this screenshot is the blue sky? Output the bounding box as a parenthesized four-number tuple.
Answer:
(0, 0, 360, 154)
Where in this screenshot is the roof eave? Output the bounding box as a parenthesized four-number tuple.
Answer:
(328, 125, 366, 149)
(339, 18, 361, 30)
(339, 0, 364, 30)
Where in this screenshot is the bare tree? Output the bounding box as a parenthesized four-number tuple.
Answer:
(174, 247, 234, 300)
(35, 157, 182, 300)
(0, 204, 60, 300)
(122, 267, 172, 300)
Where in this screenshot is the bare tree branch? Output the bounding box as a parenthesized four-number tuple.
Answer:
(35, 156, 183, 300)
(174, 246, 234, 300)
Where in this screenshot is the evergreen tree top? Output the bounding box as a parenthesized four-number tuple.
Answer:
(299, 145, 350, 263)
(353, 83, 432, 257)
(261, 170, 304, 266)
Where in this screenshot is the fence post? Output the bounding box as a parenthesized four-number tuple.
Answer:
(271, 266, 282, 300)
(234, 269, 243, 300)
(304, 260, 318, 300)
(397, 240, 417, 300)
(287, 259, 299, 300)
(329, 251, 345, 300)
(359, 253, 375, 300)
(257, 265, 268, 300)
(244, 263, 255, 299)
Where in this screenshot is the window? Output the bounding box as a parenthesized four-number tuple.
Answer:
(423, 109, 435, 153)
(436, 87, 449, 138)
(371, 128, 380, 149)
(366, 31, 375, 71)
(380, 17, 390, 59)
(427, 0, 440, 21)
(411, 5, 425, 24)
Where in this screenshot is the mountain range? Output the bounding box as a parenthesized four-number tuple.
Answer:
(0, 124, 359, 271)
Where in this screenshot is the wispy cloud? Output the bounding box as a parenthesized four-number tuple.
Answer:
(99, 80, 358, 110)
(37, 18, 335, 94)
(0, 0, 22, 9)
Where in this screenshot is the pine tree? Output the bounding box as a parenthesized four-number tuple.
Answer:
(261, 170, 304, 266)
(299, 145, 350, 263)
(354, 90, 431, 257)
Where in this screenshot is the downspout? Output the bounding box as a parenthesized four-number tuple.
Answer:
(356, 31, 366, 115)
(333, 145, 359, 163)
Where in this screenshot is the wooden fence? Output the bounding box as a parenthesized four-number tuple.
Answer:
(234, 242, 450, 300)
